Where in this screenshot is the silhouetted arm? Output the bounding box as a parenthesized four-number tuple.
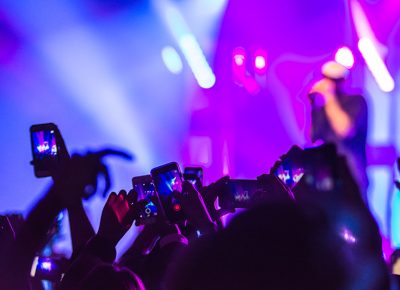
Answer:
(67, 200, 95, 258)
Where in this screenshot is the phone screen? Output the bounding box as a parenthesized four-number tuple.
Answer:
(32, 129, 58, 159)
(184, 167, 203, 183)
(151, 163, 185, 223)
(132, 176, 158, 224)
(303, 146, 336, 192)
(183, 173, 202, 191)
(274, 163, 304, 190)
(31, 256, 65, 282)
(30, 124, 60, 177)
(219, 179, 262, 209)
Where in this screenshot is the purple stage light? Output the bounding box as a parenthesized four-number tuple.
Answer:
(232, 47, 247, 85)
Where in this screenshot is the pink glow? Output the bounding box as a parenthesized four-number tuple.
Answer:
(234, 54, 245, 66)
(255, 56, 266, 69)
(253, 49, 268, 74)
(232, 47, 247, 84)
(232, 47, 246, 67)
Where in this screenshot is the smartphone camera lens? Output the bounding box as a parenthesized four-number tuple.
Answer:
(173, 204, 181, 212)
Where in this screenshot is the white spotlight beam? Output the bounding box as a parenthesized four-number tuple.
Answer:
(39, 27, 152, 169)
(154, 0, 216, 89)
(358, 37, 395, 93)
(350, 0, 395, 92)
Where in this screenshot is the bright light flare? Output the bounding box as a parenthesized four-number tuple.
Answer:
(232, 47, 247, 83)
(253, 49, 267, 74)
(161, 46, 183, 74)
(255, 56, 266, 70)
(162, 3, 216, 89)
(335, 47, 355, 69)
(358, 37, 395, 92)
(232, 47, 246, 67)
(179, 34, 216, 89)
(234, 54, 245, 66)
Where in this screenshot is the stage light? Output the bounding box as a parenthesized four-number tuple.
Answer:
(255, 55, 266, 70)
(178, 34, 216, 89)
(335, 47, 355, 69)
(232, 47, 247, 85)
(358, 37, 395, 92)
(253, 49, 267, 74)
(160, 2, 216, 89)
(350, 0, 395, 92)
(232, 47, 246, 68)
(234, 54, 245, 66)
(161, 46, 183, 74)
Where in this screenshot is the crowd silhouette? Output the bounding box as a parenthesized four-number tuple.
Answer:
(0, 124, 399, 290)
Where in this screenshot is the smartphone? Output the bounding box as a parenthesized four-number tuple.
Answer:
(183, 173, 202, 191)
(302, 144, 337, 192)
(184, 167, 203, 183)
(30, 123, 61, 177)
(219, 179, 263, 209)
(30, 256, 66, 282)
(151, 162, 185, 223)
(132, 175, 158, 225)
(274, 161, 304, 190)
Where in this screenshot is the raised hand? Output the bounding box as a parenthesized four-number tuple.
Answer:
(200, 176, 234, 221)
(174, 181, 215, 234)
(97, 190, 136, 247)
(50, 149, 132, 207)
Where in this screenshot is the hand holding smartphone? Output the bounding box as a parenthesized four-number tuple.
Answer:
(30, 123, 68, 178)
(219, 179, 262, 209)
(184, 167, 203, 183)
(132, 175, 159, 225)
(151, 162, 186, 224)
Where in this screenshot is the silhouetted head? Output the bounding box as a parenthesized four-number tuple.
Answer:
(167, 202, 349, 290)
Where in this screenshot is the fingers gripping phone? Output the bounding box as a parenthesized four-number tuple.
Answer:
(151, 162, 186, 223)
(30, 123, 67, 178)
(132, 175, 158, 225)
